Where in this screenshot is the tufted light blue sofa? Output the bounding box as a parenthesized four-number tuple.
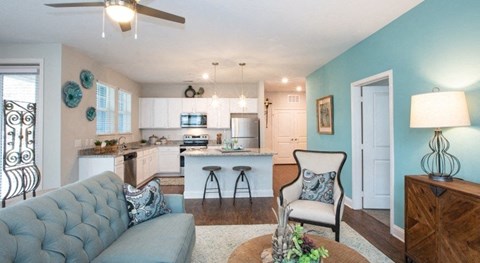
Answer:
(0, 171, 196, 263)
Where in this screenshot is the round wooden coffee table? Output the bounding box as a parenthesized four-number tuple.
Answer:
(228, 234, 369, 263)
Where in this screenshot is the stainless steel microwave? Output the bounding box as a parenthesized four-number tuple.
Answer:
(180, 113, 207, 128)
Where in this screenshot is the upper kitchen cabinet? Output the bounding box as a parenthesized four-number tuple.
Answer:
(168, 98, 183, 128)
(139, 98, 168, 128)
(182, 98, 210, 113)
(207, 98, 230, 129)
(139, 98, 155, 128)
(229, 98, 258, 113)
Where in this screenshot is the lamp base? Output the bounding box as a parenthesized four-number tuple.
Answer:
(428, 173, 453, 182)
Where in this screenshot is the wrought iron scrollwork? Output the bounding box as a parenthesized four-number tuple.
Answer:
(2, 100, 41, 207)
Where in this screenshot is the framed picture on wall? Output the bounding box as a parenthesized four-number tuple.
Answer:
(316, 95, 334, 134)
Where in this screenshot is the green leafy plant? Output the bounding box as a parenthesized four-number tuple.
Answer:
(285, 225, 329, 263)
(140, 139, 147, 144)
(94, 140, 102, 146)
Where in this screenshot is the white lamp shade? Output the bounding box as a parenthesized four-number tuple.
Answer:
(410, 91, 471, 128)
(106, 5, 135, 23)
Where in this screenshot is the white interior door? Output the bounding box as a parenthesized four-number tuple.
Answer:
(273, 110, 295, 164)
(362, 86, 390, 209)
(272, 109, 306, 164)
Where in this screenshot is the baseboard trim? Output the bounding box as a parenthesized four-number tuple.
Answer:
(391, 224, 405, 242)
(344, 196, 353, 208)
(344, 195, 405, 242)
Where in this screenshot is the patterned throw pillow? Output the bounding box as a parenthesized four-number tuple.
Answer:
(299, 169, 336, 204)
(123, 178, 171, 227)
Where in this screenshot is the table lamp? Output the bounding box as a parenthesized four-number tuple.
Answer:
(410, 89, 470, 181)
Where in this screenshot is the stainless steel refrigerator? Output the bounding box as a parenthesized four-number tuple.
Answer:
(230, 113, 260, 148)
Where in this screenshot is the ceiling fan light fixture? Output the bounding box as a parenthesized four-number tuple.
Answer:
(106, 0, 136, 23)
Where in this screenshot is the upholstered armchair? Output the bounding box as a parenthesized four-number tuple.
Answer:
(279, 149, 347, 241)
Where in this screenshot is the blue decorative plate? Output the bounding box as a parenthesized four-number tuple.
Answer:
(86, 107, 96, 121)
(80, 70, 94, 89)
(63, 81, 83, 108)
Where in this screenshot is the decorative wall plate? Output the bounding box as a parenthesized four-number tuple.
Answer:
(63, 81, 83, 108)
(86, 107, 96, 121)
(80, 70, 94, 89)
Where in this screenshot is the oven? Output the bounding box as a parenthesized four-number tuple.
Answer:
(179, 134, 209, 175)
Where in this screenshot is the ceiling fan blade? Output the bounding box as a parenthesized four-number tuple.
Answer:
(119, 22, 132, 32)
(45, 2, 104, 8)
(136, 4, 185, 24)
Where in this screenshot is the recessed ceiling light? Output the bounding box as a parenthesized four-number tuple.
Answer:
(281, 77, 289, 84)
(296, 86, 302, 92)
(202, 73, 209, 80)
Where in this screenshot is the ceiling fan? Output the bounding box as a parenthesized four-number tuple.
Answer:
(45, 0, 185, 32)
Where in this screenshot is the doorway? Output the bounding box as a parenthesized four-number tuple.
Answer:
(351, 70, 395, 234)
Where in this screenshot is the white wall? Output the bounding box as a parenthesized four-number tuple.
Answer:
(0, 43, 62, 190)
(142, 82, 259, 98)
(61, 46, 142, 184)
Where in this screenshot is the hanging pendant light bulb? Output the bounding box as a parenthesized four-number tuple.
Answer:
(211, 62, 219, 108)
(239, 63, 247, 109)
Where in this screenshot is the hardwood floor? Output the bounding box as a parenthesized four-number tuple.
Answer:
(162, 164, 403, 262)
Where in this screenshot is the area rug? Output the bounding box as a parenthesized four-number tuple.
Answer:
(158, 177, 184, 186)
(192, 222, 393, 263)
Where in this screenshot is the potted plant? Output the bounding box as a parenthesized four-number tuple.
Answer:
(285, 225, 329, 263)
(140, 139, 147, 146)
(94, 140, 102, 154)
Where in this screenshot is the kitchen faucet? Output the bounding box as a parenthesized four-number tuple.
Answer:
(118, 136, 127, 150)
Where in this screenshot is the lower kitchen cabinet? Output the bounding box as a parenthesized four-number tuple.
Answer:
(79, 156, 124, 181)
(158, 146, 180, 173)
(136, 148, 158, 185)
(405, 175, 480, 262)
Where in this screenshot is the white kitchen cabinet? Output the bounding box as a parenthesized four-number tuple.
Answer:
(182, 98, 210, 113)
(157, 146, 180, 173)
(195, 98, 210, 113)
(136, 148, 159, 185)
(229, 98, 258, 113)
(139, 98, 167, 128)
(207, 98, 230, 129)
(153, 98, 168, 128)
(79, 156, 124, 181)
(168, 98, 183, 128)
(182, 98, 196, 112)
(139, 98, 155, 128)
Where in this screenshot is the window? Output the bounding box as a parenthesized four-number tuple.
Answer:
(0, 64, 41, 198)
(118, 90, 132, 133)
(96, 82, 115, 134)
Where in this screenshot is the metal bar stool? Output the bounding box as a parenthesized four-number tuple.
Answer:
(233, 166, 252, 204)
(202, 166, 222, 204)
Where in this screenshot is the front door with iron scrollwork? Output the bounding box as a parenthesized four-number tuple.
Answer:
(2, 100, 41, 207)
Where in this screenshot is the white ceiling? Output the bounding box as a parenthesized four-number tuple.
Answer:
(0, 0, 423, 87)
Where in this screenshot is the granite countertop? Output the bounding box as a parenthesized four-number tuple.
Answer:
(78, 141, 182, 157)
(181, 148, 276, 157)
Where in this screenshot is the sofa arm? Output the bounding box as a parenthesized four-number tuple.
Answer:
(164, 194, 186, 213)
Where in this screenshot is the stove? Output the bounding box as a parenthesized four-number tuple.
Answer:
(180, 134, 209, 175)
(180, 134, 209, 148)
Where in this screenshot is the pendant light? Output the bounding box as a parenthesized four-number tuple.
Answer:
(239, 63, 247, 108)
(211, 62, 219, 108)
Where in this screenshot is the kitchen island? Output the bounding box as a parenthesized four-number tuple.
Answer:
(181, 148, 276, 199)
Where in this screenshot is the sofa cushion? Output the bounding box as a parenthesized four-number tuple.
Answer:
(0, 171, 129, 262)
(93, 213, 196, 263)
(123, 179, 171, 227)
(299, 169, 336, 204)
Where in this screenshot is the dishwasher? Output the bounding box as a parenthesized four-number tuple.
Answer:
(123, 152, 137, 186)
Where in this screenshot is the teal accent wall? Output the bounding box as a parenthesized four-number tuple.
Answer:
(307, 0, 480, 228)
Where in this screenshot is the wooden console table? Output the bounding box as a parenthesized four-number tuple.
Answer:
(405, 175, 480, 262)
(228, 234, 368, 263)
